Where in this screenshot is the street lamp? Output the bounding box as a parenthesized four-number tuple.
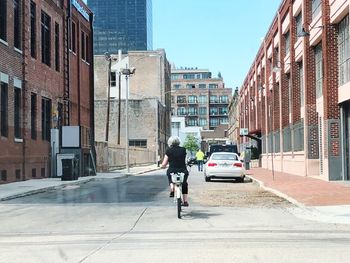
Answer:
(120, 66, 136, 173)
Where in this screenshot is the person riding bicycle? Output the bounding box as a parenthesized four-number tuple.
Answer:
(161, 136, 189, 207)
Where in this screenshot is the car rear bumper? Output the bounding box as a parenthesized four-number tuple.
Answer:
(205, 171, 245, 178)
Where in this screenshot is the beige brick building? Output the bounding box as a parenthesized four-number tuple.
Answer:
(94, 49, 171, 166)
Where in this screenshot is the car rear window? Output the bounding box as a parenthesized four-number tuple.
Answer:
(211, 154, 238, 160)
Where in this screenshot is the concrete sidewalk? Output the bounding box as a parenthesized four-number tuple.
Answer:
(0, 164, 160, 201)
(247, 168, 350, 225)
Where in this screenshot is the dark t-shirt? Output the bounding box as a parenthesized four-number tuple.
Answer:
(166, 146, 187, 169)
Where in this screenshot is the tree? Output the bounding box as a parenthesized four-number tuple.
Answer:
(218, 71, 222, 78)
(183, 134, 199, 156)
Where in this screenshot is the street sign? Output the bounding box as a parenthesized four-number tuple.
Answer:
(240, 128, 248, 136)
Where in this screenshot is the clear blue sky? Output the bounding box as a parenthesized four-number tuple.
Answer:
(84, 0, 281, 89)
(152, 0, 281, 89)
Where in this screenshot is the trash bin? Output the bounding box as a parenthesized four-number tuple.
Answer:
(61, 158, 77, 181)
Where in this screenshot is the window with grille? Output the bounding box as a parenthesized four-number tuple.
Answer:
(188, 107, 197, 115)
(338, 15, 350, 86)
(198, 84, 206, 89)
(219, 96, 228, 103)
(41, 11, 51, 66)
(210, 95, 218, 103)
(209, 84, 218, 89)
(129, 139, 147, 148)
(177, 96, 186, 103)
(198, 118, 207, 126)
(177, 107, 186, 116)
(315, 43, 323, 98)
(0, 0, 7, 41)
(30, 2, 37, 57)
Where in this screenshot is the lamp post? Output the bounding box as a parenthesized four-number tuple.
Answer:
(120, 66, 135, 173)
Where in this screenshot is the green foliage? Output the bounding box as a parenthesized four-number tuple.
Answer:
(250, 146, 260, 160)
(183, 135, 199, 154)
(218, 71, 222, 78)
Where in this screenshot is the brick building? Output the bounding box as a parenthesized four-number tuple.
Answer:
(171, 68, 232, 131)
(0, 0, 94, 183)
(94, 50, 171, 166)
(235, 0, 350, 181)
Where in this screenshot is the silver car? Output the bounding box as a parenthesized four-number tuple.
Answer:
(204, 152, 245, 182)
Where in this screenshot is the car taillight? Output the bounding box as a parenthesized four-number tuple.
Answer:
(208, 162, 217, 167)
(233, 162, 242, 167)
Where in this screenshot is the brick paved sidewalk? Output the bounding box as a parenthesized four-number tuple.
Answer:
(247, 168, 350, 206)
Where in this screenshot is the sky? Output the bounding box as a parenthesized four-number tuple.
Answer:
(152, 0, 281, 89)
(83, 0, 281, 89)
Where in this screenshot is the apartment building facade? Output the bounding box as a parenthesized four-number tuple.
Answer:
(236, 0, 350, 181)
(0, 0, 94, 183)
(171, 69, 232, 131)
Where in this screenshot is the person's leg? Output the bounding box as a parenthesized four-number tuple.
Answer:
(182, 174, 189, 205)
(199, 160, 203, 171)
(167, 172, 174, 197)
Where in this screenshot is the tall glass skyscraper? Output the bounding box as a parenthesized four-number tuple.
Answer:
(87, 0, 153, 54)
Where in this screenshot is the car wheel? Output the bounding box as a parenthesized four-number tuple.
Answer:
(205, 176, 210, 182)
(236, 177, 244, 183)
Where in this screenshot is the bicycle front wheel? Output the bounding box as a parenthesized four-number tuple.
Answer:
(177, 197, 181, 219)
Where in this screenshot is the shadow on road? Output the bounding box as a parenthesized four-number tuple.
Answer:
(182, 209, 221, 220)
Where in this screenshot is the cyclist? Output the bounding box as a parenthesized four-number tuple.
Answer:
(161, 136, 189, 206)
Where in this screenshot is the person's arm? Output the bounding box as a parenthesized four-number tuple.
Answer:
(161, 154, 169, 169)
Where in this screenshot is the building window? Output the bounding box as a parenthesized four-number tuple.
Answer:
(177, 107, 186, 116)
(0, 0, 7, 41)
(129, 139, 147, 148)
(315, 43, 323, 98)
(71, 22, 76, 53)
(218, 107, 228, 115)
(183, 74, 195, 79)
(198, 84, 206, 89)
(31, 93, 37, 139)
(209, 84, 218, 89)
(186, 84, 195, 89)
(172, 122, 180, 129)
(210, 107, 218, 115)
(210, 118, 219, 127)
(219, 95, 228, 103)
(30, 1, 36, 58)
(13, 0, 21, 49)
(210, 95, 218, 103)
(32, 168, 36, 178)
(110, 72, 116, 87)
(14, 87, 21, 139)
(41, 11, 51, 66)
(295, 12, 302, 37)
(299, 62, 304, 107)
(188, 95, 197, 103)
(199, 95, 207, 104)
(312, 0, 321, 20)
(338, 15, 350, 86)
(41, 167, 45, 177)
(81, 31, 89, 62)
(15, 169, 20, 180)
(198, 118, 207, 126)
(199, 107, 206, 115)
(284, 30, 290, 55)
(177, 96, 186, 103)
(173, 84, 181, 89)
(85, 34, 89, 63)
(187, 118, 197, 126)
(188, 107, 197, 115)
(55, 22, 60, 71)
(1, 170, 6, 181)
(1, 80, 8, 137)
(41, 97, 51, 141)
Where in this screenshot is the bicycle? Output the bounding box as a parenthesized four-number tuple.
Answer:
(170, 172, 185, 219)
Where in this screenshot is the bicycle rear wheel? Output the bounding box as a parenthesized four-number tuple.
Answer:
(177, 197, 181, 219)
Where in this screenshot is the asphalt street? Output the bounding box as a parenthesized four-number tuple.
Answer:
(1, 169, 350, 263)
